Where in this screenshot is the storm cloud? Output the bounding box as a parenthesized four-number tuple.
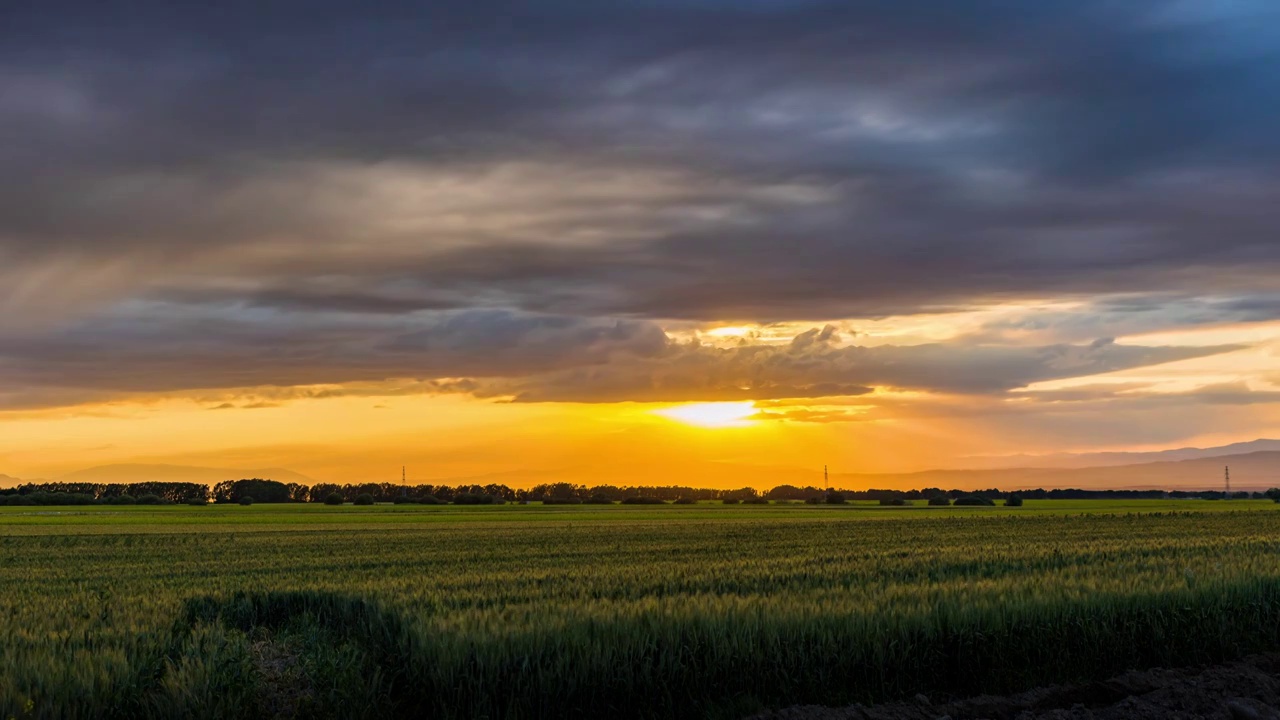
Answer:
(3, 1, 1280, 410)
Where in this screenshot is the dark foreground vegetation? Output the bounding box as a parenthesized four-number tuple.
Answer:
(4, 478, 1275, 507)
(4, 509, 1280, 718)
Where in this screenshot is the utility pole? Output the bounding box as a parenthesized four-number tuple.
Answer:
(824, 465, 829, 490)
(402, 466, 407, 497)
(1225, 465, 1231, 500)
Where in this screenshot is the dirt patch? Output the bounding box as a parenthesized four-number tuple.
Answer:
(250, 637, 316, 719)
(748, 654, 1280, 720)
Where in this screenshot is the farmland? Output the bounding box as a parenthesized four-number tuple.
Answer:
(4, 501, 1280, 718)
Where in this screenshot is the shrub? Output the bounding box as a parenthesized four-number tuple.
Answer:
(136, 494, 164, 505)
(825, 491, 847, 505)
(803, 496, 822, 505)
(392, 495, 416, 504)
(542, 497, 583, 505)
(453, 493, 496, 505)
(722, 498, 740, 505)
(621, 497, 666, 505)
(584, 496, 615, 505)
(107, 495, 138, 505)
(674, 497, 697, 505)
(745, 497, 770, 505)
(238, 496, 254, 506)
(4, 495, 35, 506)
(353, 494, 375, 506)
(954, 496, 995, 507)
(416, 495, 444, 505)
(1005, 495, 1024, 507)
(928, 496, 952, 506)
(323, 493, 345, 506)
(879, 498, 907, 506)
(186, 498, 207, 506)
(22, 492, 97, 506)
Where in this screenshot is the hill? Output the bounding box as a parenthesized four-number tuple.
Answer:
(839, 451, 1280, 491)
(960, 439, 1280, 470)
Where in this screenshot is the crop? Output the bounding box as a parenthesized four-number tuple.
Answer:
(3, 505, 1280, 718)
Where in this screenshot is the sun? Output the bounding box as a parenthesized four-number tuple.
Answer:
(653, 401, 757, 428)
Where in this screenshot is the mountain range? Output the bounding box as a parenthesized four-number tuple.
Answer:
(958, 439, 1280, 469)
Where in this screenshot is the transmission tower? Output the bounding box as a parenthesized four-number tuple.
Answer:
(1225, 465, 1231, 500)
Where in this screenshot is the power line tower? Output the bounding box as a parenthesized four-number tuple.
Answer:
(824, 465, 829, 490)
(402, 466, 407, 497)
(1225, 465, 1231, 500)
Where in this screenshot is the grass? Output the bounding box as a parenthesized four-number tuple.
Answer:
(3, 501, 1280, 718)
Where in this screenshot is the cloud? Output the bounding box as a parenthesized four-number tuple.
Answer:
(3, 0, 1280, 326)
(482, 331, 1238, 403)
(2, 0, 1279, 432)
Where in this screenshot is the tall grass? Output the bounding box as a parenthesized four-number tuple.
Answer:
(3, 512, 1280, 717)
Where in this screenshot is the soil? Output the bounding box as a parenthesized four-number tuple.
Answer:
(250, 637, 315, 719)
(747, 654, 1280, 720)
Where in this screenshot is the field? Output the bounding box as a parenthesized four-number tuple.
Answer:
(4, 500, 1280, 718)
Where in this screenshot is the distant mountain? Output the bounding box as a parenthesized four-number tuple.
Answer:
(838, 450, 1280, 492)
(0, 473, 25, 488)
(425, 452, 1280, 493)
(961, 439, 1280, 470)
(54, 464, 316, 486)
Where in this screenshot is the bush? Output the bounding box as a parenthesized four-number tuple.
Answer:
(928, 496, 952, 506)
(416, 495, 444, 505)
(453, 493, 496, 505)
(353, 494, 375, 506)
(674, 497, 698, 505)
(392, 495, 415, 504)
(4, 495, 35, 506)
(954, 496, 996, 507)
(186, 498, 207, 506)
(745, 497, 770, 505)
(1005, 495, 1024, 507)
(621, 497, 666, 505)
(722, 498, 740, 505)
(825, 491, 847, 505)
(879, 498, 907, 506)
(106, 495, 137, 505)
(21, 492, 97, 506)
(542, 497, 583, 505)
(803, 496, 822, 505)
(136, 494, 164, 505)
(584, 496, 615, 505)
(239, 496, 254, 506)
(323, 493, 345, 506)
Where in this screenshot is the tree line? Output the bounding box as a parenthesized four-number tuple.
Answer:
(1, 478, 1275, 506)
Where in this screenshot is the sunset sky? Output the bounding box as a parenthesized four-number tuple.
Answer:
(4, 1, 1280, 486)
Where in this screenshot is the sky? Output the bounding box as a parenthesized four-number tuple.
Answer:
(4, 0, 1280, 486)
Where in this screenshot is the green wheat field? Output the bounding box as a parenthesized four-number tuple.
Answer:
(5, 500, 1280, 719)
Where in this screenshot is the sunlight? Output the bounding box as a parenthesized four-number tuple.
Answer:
(653, 401, 757, 428)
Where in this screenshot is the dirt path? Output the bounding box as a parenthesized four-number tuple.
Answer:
(748, 654, 1280, 720)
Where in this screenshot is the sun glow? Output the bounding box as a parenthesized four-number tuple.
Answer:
(654, 401, 758, 428)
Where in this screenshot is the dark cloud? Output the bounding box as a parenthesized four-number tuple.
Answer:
(2, 1, 1279, 409)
